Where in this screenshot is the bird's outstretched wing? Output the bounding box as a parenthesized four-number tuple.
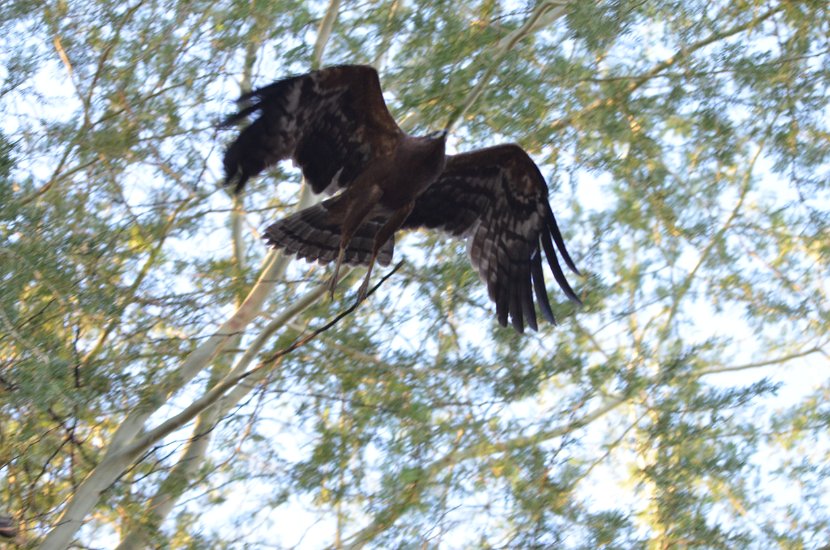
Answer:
(222, 65, 402, 194)
(403, 144, 581, 333)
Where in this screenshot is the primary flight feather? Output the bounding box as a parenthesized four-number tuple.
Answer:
(222, 64, 581, 332)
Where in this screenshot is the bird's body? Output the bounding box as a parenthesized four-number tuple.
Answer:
(222, 64, 580, 332)
(317, 131, 448, 297)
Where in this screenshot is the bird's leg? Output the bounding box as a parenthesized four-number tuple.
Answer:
(355, 260, 374, 304)
(327, 187, 382, 299)
(328, 247, 346, 299)
(356, 202, 414, 303)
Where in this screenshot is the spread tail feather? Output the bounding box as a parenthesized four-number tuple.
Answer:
(264, 203, 394, 267)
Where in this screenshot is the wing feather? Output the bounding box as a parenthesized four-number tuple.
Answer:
(520, 256, 537, 333)
(531, 251, 556, 324)
(404, 144, 580, 332)
(222, 64, 401, 194)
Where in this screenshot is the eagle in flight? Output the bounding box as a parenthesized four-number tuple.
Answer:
(222, 65, 581, 332)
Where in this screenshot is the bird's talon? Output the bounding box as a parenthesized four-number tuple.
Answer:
(355, 279, 370, 304)
(328, 248, 346, 299)
(327, 275, 338, 300)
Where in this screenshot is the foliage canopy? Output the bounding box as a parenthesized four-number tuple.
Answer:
(1, 0, 828, 547)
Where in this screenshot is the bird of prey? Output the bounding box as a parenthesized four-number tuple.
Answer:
(222, 64, 581, 332)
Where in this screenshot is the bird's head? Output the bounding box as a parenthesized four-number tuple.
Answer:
(414, 129, 448, 176)
(426, 129, 448, 141)
(424, 130, 449, 159)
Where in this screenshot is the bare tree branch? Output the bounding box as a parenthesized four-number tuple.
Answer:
(342, 392, 629, 548)
(698, 346, 828, 376)
(548, 4, 785, 133)
(444, 1, 572, 131)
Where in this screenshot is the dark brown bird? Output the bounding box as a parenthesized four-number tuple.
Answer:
(222, 65, 581, 332)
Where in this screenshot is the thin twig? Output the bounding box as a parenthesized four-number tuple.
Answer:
(443, 1, 569, 131)
(262, 260, 405, 365)
(121, 261, 405, 458)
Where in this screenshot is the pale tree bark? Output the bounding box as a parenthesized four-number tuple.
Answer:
(112, 270, 350, 549)
(114, 14, 264, 548)
(40, 252, 284, 550)
(698, 347, 828, 376)
(113, 0, 347, 546)
(373, 0, 402, 69)
(40, 1, 345, 547)
(40, 1, 587, 546)
(40, 256, 362, 550)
